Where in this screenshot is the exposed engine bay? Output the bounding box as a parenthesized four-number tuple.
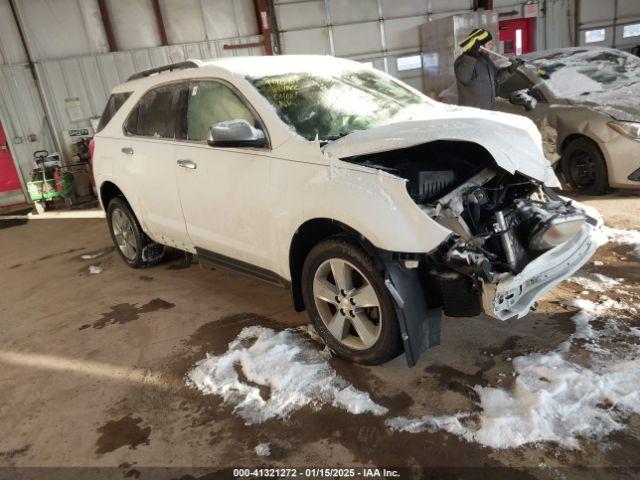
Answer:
(345, 141, 593, 319)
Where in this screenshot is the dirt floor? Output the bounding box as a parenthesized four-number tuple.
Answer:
(0, 191, 638, 479)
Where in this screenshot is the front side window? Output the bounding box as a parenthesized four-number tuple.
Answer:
(187, 81, 257, 141)
(97, 92, 131, 133)
(125, 82, 188, 139)
(249, 68, 431, 141)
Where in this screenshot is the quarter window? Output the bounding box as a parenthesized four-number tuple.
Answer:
(97, 92, 131, 133)
(187, 81, 257, 141)
(125, 83, 188, 139)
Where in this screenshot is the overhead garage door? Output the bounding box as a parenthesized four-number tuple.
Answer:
(274, 0, 474, 92)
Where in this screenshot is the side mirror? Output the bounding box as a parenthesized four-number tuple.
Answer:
(509, 90, 537, 111)
(207, 119, 266, 148)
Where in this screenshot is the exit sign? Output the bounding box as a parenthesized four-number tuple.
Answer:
(524, 2, 538, 18)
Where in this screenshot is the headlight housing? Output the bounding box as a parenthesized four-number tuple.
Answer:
(528, 215, 586, 250)
(608, 121, 640, 141)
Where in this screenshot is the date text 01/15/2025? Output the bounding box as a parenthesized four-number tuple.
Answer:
(233, 467, 400, 478)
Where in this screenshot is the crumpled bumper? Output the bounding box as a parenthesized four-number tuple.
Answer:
(482, 203, 604, 320)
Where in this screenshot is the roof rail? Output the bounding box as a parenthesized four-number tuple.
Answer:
(127, 60, 200, 82)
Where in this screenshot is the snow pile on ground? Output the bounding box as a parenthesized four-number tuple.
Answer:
(187, 326, 387, 424)
(603, 226, 640, 259)
(254, 443, 271, 457)
(89, 265, 103, 274)
(568, 273, 620, 292)
(387, 292, 640, 449)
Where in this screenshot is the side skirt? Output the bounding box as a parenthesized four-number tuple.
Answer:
(195, 248, 289, 289)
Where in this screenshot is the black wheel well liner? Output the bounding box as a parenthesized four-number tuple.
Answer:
(99, 181, 125, 211)
(288, 218, 381, 312)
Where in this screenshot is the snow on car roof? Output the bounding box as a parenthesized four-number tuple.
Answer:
(113, 55, 370, 93)
(197, 54, 367, 77)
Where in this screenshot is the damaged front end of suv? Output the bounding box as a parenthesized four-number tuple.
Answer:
(325, 119, 603, 366)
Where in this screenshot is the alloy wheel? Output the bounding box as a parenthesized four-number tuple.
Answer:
(312, 258, 382, 350)
(111, 208, 137, 261)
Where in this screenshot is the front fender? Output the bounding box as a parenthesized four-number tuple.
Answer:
(277, 163, 452, 275)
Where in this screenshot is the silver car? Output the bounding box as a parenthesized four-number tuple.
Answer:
(441, 47, 640, 195)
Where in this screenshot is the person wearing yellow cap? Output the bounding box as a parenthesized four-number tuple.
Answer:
(454, 28, 524, 110)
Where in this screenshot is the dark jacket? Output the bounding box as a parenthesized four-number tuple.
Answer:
(454, 53, 513, 110)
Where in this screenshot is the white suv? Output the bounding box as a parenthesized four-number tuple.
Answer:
(94, 55, 602, 366)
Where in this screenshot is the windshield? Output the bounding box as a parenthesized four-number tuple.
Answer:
(528, 48, 640, 98)
(249, 69, 431, 141)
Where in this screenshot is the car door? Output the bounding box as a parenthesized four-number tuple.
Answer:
(117, 81, 192, 249)
(175, 80, 273, 271)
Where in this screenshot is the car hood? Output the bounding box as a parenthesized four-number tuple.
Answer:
(322, 106, 560, 187)
(565, 84, 640, 122)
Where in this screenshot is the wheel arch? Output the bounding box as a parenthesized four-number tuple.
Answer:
(288, 218, 382, 312)
(559, 133, 600, 155)
(99, 181, 125, 211)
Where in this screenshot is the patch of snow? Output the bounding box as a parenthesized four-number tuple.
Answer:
(603, 226, 640, 259)
(187, 326, 387, 425)
(89, 265, 103, 274)
(387, 292, 640, 449)
(254, 443, 271, 457)
(81, 252, 104, 260)
(567, 273, 620, 292)
(593, 261, 603, 267)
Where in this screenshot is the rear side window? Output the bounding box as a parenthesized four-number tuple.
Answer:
(125, 82, 188, 139)
(96, 92, 131, 133)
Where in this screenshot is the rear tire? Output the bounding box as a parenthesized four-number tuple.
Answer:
(561, 138, 609, 195)
(301, 238, 402, 365)
(107, 197, 165, 268)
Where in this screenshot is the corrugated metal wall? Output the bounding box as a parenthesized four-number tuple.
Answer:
(0, 0, 260, 64)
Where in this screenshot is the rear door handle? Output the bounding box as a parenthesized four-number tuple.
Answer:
(121, 147, 134, 155)
(177, 159, 197, 170)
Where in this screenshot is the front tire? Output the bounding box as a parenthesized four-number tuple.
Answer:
(107, 197, 165, 268)
(561, 138, 609, 195)
(301, 238, 402, 365)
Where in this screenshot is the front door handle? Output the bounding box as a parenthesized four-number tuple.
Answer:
(121, 147, 134, 155)
(177, 159, 197, 170)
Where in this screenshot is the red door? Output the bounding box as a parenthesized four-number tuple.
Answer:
(0, 122, 23, 196)
(499, 18, 536, 57)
